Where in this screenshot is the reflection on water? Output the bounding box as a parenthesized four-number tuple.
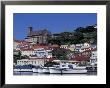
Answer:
(13, 72, 97, 76)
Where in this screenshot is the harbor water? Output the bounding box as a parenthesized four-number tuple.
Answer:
(13, 71, 97, 76)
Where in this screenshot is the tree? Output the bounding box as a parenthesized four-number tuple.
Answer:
(52, 48, 70, 60)
(48, 24, 97, 45)
(74, 27, 85, 33)
(21, 55, 29, 59)
(73, 32, 84, 44)
(13, 50, 22, 64)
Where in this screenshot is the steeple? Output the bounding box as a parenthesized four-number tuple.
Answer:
(27, 26, 33, 36)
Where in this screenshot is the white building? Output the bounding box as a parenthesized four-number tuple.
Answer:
(90, 51, 97, 65)
(21, 48, 52, 58)
(83, 43, 90, 47)
(60, 45, 69, 49)
(17, 59, 46, 66)
(21, 49, 35, 56)
(36, 48, 52, 58)
(76, 43, 91, 52)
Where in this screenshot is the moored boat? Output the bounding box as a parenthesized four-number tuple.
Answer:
(13, 65, 33, 72)
(62, 68, 87, 74)
(61, 63, 87, 74)
(43, 67, 50, 73)
(49, 67, 62, 74)
(49, 63, 87, 74)
(38, 67, 43, 73)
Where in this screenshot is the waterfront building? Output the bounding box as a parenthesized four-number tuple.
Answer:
(17, 58, 54, 66)
(20, 45, 52, 58)
(17, 59, 45, 66)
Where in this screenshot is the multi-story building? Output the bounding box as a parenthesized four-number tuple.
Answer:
(35, 48, 52, 58)
(17, 59, 45, 66)
(90, 50, 97, 65)
(25, 27, 51, 44)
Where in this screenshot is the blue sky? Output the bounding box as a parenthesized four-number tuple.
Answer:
(13, 13, 97, 40)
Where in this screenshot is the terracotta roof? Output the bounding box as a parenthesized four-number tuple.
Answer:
(33, 45, 48, 49)
(29, 57, 55, 61)
(50, 44, 60, 48)
(20, 48, 34, 51)
(71, 55, 90, 61)
(14, 40, 29, 44)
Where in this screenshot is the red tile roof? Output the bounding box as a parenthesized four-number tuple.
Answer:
(20, 48, 34, 51)
(29, 57, 55, 61)
(71, 55, 90, 61)
(14, 40, 30, 44)
(50, 44, 60, 48)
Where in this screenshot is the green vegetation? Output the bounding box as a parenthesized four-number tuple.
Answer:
(48, 24, 97, 45)
(13, 50, 22, 64)
(14, 50, 29, 64)
(52, 48, 71, 60)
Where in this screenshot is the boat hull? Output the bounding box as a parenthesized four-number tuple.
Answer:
(14, 69, 32, 72)
(49, 68, 61, 74)
(38, 68, 43, 73)
(43, 68, 50, 73)
(32, 68, 38, 73)
(62, 69, 87, 74)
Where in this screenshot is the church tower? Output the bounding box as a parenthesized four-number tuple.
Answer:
(27, 26, 33, 36)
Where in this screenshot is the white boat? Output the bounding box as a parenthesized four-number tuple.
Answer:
(75, 66, 86, 70)
(43, 67, 50, 73)
(38, 68, 43, 73)
(32, 68, 38, 73)
(61, 63, 87, 74)
(49, 63, 87, 74)
(13, 68, 33, 72)
(49, 67, 62, 74)
(20, 69, 32, 72)
(62, 68, 87, 74)
(13, 69, 21, 72)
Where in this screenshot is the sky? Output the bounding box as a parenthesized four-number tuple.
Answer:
(13, 13, 97, 40)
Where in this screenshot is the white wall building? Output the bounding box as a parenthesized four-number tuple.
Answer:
(21, 48, 52, 58)
(36, 48, 52, 58)
(21, 49, 35, 56)
(17, 59, 45, 66)
(77, 43, 91, 52)
(60, 45, 68, 49)
(90, 51, 97, 65)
